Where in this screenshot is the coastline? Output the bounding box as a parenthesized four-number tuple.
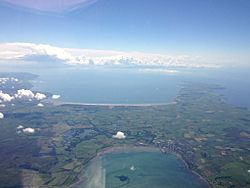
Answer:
(69, 145, 211, 188)
(54, 101, 176, 107)
(95, 145, 161, 158)
(68, 146, 160, 188)
(172, 151, 212, 188)
(34, 74, 209, 187)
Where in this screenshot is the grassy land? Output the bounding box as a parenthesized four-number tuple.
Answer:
(0, 74, 250, 187)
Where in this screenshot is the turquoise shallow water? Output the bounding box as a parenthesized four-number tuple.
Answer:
(82, 151, 208, 188)
(103, 152, 208, 188)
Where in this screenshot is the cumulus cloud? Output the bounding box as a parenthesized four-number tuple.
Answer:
(17, 125, 24, 129)
(15, 89, 34, 99)
(1, 0, 97, 13)
(0, 77, 18, 86)
(52, 94, 61, 99)
(37, 103, 44, 107)
(0, 89, 46, 102)
(22, 128, 35, 134)
(0, 112, 4, 119)
(113, 131, 126, 139)
(17, 125, 36, 134)
(35, 93, 46, 100)
(130, 165, 135, 171)
(0, 91, 14, 102)
(0, 43, 219, 68)
(15, 89, 46, 100)
(0, 104, 6, 108)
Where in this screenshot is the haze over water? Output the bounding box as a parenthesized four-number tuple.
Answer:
(31, 67, 250, 109)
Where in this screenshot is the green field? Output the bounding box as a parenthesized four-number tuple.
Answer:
(0, 73, 250, 187)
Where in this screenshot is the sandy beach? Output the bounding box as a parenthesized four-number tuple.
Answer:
(55, 101, 176, 107)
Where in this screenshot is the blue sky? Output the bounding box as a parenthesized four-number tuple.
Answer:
(0, 0, 250, 58)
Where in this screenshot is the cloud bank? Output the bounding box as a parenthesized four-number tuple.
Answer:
(1, 0, 97, 13)
(0, 89, 47, 104)
(0, 43, 218, 68)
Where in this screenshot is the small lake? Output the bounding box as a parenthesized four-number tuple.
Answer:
(80, 150, 209, 188)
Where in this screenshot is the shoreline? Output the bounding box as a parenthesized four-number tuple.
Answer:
(95, 145, 161, 158)
(172, 151, 212, 188)
(70, 145, 211, 188)
(68, 146, 161, 188)
(54, 101, 176, 107)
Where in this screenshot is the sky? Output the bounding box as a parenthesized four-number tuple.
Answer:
(0, 0, 250, 65)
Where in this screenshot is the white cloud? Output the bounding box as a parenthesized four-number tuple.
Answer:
(22, 128, 35, 134)
(37, 103, 44, 107)
(52, 94, 61, 99)
(17, 125, 24, 129)
(139, 68, 179, 74)
(35, 93, 46, 100)
(130, 165, 135, 171)
(15, 89, 34, 99)
(0, 112, 4, 119)
(0, 89, 49, 104)
(113, 131, 126, 139)
(0, 77, 19, 86)
(0, 43, 219, 68)
(0, 91, 15, 102)
(2, 0, 97, 13)
(15, 89, 46, 100)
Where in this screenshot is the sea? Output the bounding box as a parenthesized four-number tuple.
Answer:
(30, 66, 250, 109)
